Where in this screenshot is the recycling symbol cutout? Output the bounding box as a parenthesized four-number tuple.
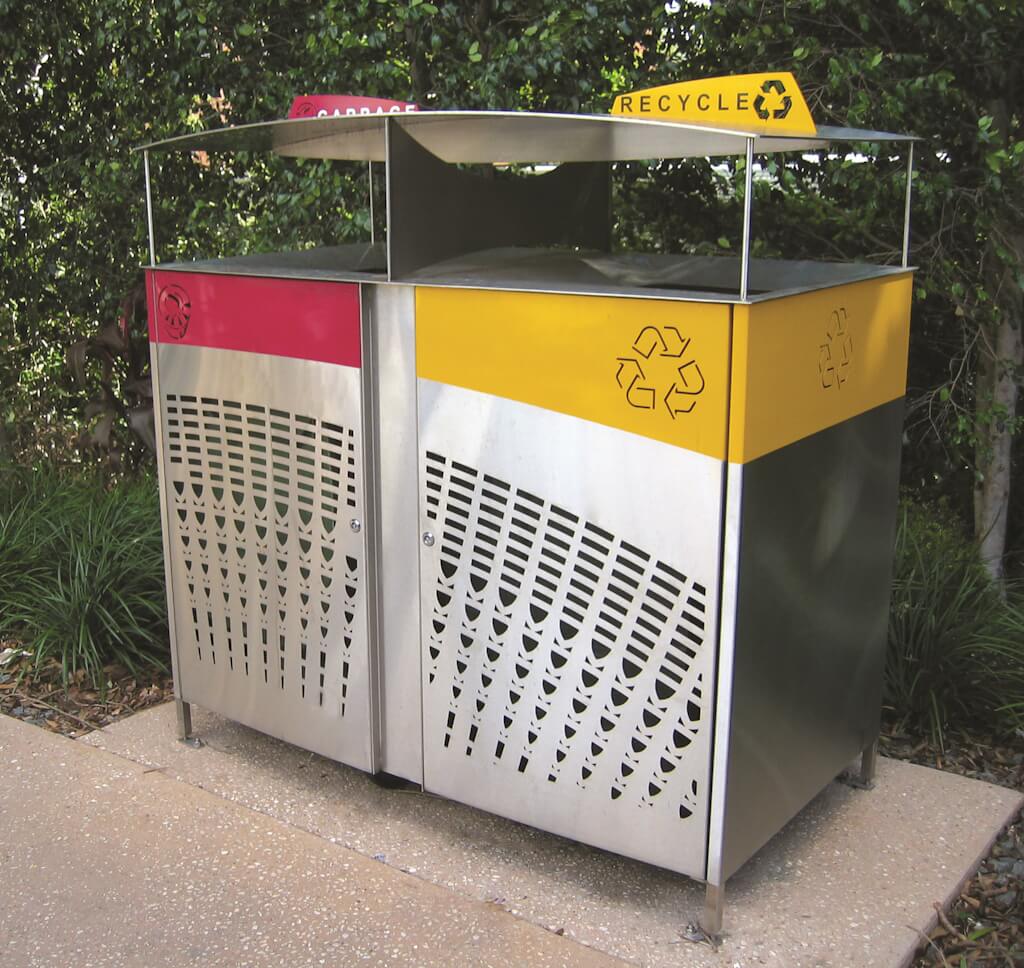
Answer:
(158, 283, 192, 340)
(753, 78, 792, 121)
(819, 307, 853, 390)
(615, 325, 705, 418)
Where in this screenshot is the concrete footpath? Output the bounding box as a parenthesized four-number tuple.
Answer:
(0, 714, 617, 968)
(1, 706, 1021, 968)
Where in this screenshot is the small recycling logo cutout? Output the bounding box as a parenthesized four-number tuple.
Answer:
(158, 283, 192, 340)
(819, 307, 853, 390)
(615, 325, 705, 418)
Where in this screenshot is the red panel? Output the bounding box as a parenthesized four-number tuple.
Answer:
(147, 271, 361, 368)
(288, 95, 418, 118)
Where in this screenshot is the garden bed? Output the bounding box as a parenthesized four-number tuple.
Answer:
(0, 645, 172, 736)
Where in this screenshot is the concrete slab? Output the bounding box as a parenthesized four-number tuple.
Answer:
(83, 704, 1023, 968)
(0, 714, 622, 968)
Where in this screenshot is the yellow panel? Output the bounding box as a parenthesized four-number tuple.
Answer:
(729, 275, 913, 464)
(611, 73, 816, 137)
(416, 288, 732, 461)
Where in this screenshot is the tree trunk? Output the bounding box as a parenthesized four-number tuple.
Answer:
(974, 244, 1023, 584)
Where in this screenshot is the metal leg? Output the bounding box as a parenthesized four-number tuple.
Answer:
(840, 736, 878, 790)
(701, 882, 724, 938)
(859, 736, 878, 788)
(176, 699, 201, 747)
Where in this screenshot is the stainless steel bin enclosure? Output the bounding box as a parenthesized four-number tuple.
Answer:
(147, 270, 377, 769)
(413, 274, 911, 880)
(138, 97, 917, 926)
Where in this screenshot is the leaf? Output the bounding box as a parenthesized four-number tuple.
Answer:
(127, 405, 157, 453)
(94, 320, 127, 357)
(84, 399, 114, 421)
(123, 377, 154, 401)
(237, 22, 254, 36)
(88, 412, 116, 451)
(67, 340, 90, 385)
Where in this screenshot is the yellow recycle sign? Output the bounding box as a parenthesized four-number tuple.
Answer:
(611, 72, 817, 137)
(615, 325, 706, 418)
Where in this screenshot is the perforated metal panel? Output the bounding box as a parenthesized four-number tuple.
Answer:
(154, 336, 374, 769)
(417, 380, 721, 877)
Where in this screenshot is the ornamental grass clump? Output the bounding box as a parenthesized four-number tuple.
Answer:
(886, 498, 1024, 748)
(0, 466, 168, 687)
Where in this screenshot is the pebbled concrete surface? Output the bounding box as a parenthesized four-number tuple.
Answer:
(0, 713, 621, 968)
(79, 703, 1023, 968)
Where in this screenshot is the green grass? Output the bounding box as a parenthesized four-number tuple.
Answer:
(0, 465, 169, 687)
(885, 497, 1024, 747)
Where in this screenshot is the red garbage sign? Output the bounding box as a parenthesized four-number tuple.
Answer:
(288, 95, 419, 119)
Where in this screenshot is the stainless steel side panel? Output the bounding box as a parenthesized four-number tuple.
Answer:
(155, 343, 375, 769)
(365, 285, 423, 782)
(714, 398, 904, 882)
(417, 383, 722, 877)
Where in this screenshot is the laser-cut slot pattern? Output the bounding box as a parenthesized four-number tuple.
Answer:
(165, 393, 360, 713)
(424, 451, 706, 822)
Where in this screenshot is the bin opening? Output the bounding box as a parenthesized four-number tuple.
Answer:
(401, 245, 903, 303)
(142, 149, 387, 275)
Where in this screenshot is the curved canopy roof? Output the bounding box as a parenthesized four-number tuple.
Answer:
(136, 110, 916, 164)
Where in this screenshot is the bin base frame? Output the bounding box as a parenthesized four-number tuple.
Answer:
(176, 699, 201, 748)
(858, 737, 879, 788)
(701, 882, 725, 938)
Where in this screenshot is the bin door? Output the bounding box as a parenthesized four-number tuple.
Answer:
(415, 287, 730, 878)
(148, 271, 375, 770)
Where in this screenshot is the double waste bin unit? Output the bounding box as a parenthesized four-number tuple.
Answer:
(142, 83, 915, 930)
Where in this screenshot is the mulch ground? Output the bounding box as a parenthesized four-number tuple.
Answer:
(1, 644, 1021, 964)
(0, 646, 173, 737)
(881, 725, 1024, 966)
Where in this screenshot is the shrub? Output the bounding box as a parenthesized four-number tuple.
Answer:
(886, 497, 1024, 747)
(0, 465, 169, 686)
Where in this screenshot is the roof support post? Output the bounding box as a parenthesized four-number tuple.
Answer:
(144, 150, 156, 267)
(739, 137, 754, 301)
(901, 141, 914, 268)
(368, 160, 375, 246)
